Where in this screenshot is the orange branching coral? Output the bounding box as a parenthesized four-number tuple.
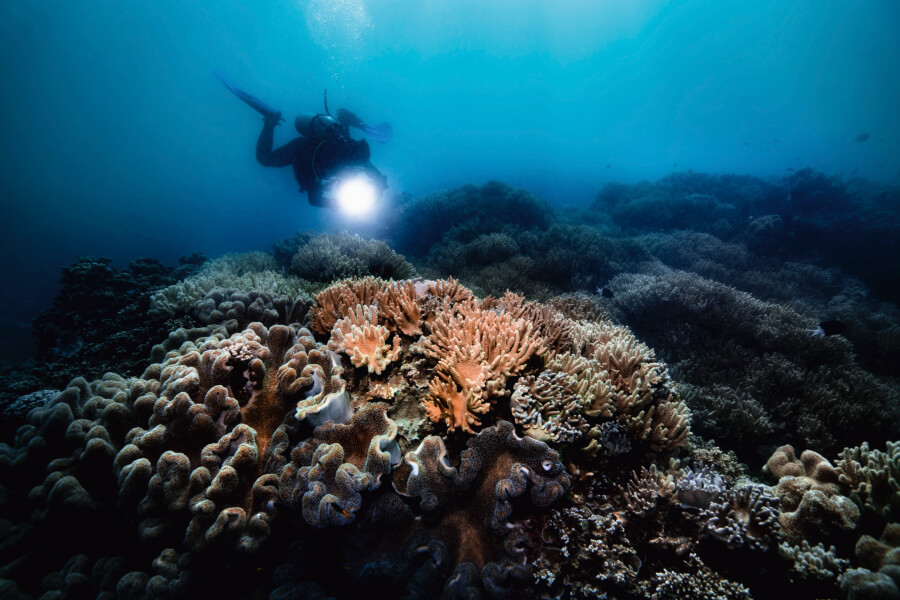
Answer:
(328, 304, 402, 375)
(485, 291, 575, 355)
(417, 296, 545, 432)
(424, 372, 491, 433)
(375, 280, 423, 336)
(309, 276, 388, 335)
(422, 276, 474, 306)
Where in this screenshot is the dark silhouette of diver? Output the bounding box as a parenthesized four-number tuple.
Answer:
(216, 72, 391, 208)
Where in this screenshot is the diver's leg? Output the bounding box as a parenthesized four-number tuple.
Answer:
(256, 119, 277, 165)
(256, 115, 294, 167)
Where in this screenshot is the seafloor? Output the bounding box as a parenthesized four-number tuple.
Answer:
(1, 171, 898, 600)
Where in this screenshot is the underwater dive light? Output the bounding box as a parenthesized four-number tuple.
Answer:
(324, 168, 381, 217)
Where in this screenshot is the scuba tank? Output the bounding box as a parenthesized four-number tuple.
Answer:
(294, 89, 345, 140)
(294, 113, 342, 139)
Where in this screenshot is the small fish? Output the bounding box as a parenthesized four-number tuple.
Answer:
(596, 286, 614, 299)
(809, 320, 846, 338)
(856, 133, 870, 142)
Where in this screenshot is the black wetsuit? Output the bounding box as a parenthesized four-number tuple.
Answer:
(255, 112, 383, 207)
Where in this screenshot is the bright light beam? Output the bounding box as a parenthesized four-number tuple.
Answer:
(331, 172, 379, 217)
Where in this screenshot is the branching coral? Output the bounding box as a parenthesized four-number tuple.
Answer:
(510, 369, 586, 444)
(308, 276, 388, 335)
(634, 553, 752, 600)
(700, 484, 781, 551)
(417, 293, 544, 433)
(327, 304, 402, 375)
(375, 279, 424, 336)
(287, 232, 416, 282)
(534, 504, 641, 596)
(779, 540, 850, 584)
(836, 441, 900, 522)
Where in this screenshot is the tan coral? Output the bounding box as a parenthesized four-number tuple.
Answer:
(484, 291, 575, 355)
(375, 280, 423, 336)
(835, 441, 900, 522)
(545, 319, 689, 453)
(416, 296, 545, 432)
(309, 276, 388, 335)
(423, 373, 490, 433)
(421, 276, 474, 306)
(328, 304, 402, 375)
(422, 298, 545, 382)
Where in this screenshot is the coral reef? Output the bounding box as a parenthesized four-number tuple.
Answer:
(0, 276, 696, 599)
(393, 180, 554, 257)
(608, 268, 900, 461)
(284, 231, 417, 283)
(5, 169, 900, 599)
(0, 255, 204, 438)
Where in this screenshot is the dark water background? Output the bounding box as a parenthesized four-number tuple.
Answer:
(1, 0, 898, 362)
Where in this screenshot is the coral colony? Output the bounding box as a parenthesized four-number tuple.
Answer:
(2, 176, 900, 599)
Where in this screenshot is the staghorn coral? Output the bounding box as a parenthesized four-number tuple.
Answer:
(533, 504, 641, 596)
(634, 552, 752, 600)
(608, 267, 900, 462)
(394, 181, 554, 257)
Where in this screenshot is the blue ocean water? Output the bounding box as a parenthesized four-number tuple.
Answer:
(1, 3, 900, 598)
(1, 1, 898, 357)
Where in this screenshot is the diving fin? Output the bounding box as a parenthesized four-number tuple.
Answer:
(336, 108, 392, 143)
(213, 70, 283, 124)
(361, 121, 393, 143)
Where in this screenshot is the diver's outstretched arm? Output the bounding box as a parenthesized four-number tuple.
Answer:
(256, 119, 297, 167)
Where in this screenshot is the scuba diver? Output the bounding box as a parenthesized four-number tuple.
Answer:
(215, 72, 391, 210)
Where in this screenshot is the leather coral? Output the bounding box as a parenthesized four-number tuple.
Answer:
(417, 294, 545, 433)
